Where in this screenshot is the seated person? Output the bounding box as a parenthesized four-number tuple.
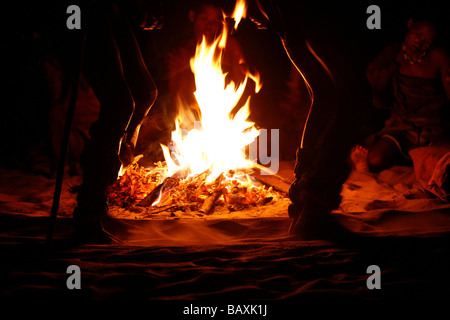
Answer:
(351, 15, 450, 173)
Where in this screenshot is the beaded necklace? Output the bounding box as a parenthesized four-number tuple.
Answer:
(402, 43, 427, 64)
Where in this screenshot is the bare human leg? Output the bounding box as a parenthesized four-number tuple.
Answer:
(367, 136, 404, 172)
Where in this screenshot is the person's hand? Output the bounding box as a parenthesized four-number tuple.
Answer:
(134, 0, 163, 30)
(140, 14, 163, 31)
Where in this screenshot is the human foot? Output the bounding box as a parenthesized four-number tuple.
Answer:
(350, 145, 370, 173)
(72, 206, 120, 245)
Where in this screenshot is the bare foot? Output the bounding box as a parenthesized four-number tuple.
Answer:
(350, 145, 369, 173)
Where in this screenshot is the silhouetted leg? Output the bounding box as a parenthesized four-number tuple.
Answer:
(289, 108, 353, 239)
(115, 17, 158, 148)
(73, 3, 143, 242)
(112, 13, 158, 165)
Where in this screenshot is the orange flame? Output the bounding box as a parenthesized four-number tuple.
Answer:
(230, 0, 247, 28)
(160, 0, 260, 182)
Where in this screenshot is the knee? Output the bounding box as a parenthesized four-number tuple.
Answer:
(367, 150, 387, 172)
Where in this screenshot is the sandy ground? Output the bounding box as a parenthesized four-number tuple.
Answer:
(1, 159, 450, 305)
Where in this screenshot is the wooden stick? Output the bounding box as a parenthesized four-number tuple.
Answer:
(199, 189, 222, 215)
(138, 176, 179, 206)
(46, 24, 88, 249)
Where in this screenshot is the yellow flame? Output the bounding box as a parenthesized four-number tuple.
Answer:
(230, 0, 247, 29)
(118, 164, 124, 177)
(161, 0, 259, 182)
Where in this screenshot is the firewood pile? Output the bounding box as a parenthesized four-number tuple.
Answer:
(106, 161, 286, 219)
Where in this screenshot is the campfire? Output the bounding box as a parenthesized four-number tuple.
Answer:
(106, 0, 288, 219)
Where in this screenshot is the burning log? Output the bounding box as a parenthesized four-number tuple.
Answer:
(144, 204, 178, 215)
(200, 190, 223, 215)
(199, 173, 225, 215)
(258, 196, 273, 205)
(138, 176, 180, 207)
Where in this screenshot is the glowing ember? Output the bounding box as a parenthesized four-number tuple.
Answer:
(107, 162, 285, 218)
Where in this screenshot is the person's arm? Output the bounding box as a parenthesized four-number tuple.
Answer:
(365, 43, 403, 110)
(366, 43, 401, 93)
(434, 48, 450, 103)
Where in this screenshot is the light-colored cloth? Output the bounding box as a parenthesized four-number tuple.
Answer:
(409, 146, 450, 200)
